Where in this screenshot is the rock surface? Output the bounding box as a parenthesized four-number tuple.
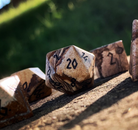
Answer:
(1, 70, 138, 130)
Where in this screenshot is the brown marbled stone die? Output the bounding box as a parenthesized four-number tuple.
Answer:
(12, 67, 52, 103)
(0, 75, 33, 128)
(45, 45, 95, 94)
(90, 40, 129, 79)
(129, 19, 138, 82)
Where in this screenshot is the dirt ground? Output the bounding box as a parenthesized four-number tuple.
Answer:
(1, 67, 138, 130)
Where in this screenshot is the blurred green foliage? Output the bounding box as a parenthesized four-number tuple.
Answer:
(0, 0, 138, 78)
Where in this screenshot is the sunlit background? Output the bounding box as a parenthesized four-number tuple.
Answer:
(0, 0, 137, 78)
(0, 0, 10, 9)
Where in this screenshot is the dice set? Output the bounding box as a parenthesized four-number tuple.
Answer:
(0, 19, 138, 128)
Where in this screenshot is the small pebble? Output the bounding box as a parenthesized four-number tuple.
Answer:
(52, 116, 57, 120)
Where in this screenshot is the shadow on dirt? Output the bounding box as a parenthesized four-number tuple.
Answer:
(59, 77, 138, 129)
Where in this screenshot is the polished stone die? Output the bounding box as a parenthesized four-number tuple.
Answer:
(46, 45, 95, 94)
(90, 40, 129, 79)
(0, 75, 33, 128)
(12, 67, 52, 103)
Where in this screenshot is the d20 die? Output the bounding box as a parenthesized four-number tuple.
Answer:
(0, 75, 33, 128)
(129, 19, 138, 81)
(90, 40, 129, 79)
(46, 45, 95, 94)
(12, 67, 52, 103)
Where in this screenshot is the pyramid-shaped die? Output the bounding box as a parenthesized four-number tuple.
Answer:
(46, 45, 95, 94)
(12, 67, 52, 103)
(0, 75, 33, 128)
(129, 20, 138, 81)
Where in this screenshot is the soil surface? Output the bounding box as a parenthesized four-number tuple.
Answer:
(1, 67, 138, 130)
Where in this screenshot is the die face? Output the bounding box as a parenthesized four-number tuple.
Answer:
(46, 45, 95, 94)
(56, 46, 95, 82)
(90, 40, 129, 79)
(28, 80, 51, 103)
(0, 76, 18, 107)
(12, 67, 52, 103)
(129, 20, 138, 81)
(0, 75, 33, 128)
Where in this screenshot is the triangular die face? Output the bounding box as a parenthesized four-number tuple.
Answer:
(56, 45, 92, 82)
(29, 67, 45, 80)
(28, 80, 51, 103)
(74, 45, 95, 76)
(0, 76, 19, 107)
(47, 46, 69, 71)
(14, 83, 29, 110)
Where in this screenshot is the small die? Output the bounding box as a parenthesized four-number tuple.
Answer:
(12, 67, 52, 103)
(46, 45, 95, 94)
(90, 40, 129, 79)
(0, 75, 33, 128)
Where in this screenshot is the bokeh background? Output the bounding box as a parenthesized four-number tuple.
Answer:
(0, 0, 137, 78)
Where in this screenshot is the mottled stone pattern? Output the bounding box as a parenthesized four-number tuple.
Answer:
(0, 75, 33, 129)
(46, 45, 95, 94)
(90, 40, 129, 79)
(129, 19, 138, 81)
(12, 67, 52, 103)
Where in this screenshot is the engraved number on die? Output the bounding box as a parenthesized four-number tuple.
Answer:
(33, 84, 44, 99)
(53, 53, 61, 61)
(71, 78, 76, 87)
(67, 58, 78, 69)
(22, 82, 28, 90)
(107, 52, 116, 65)
(81, 52, 88, 61)
(0, 99, 8, 116)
